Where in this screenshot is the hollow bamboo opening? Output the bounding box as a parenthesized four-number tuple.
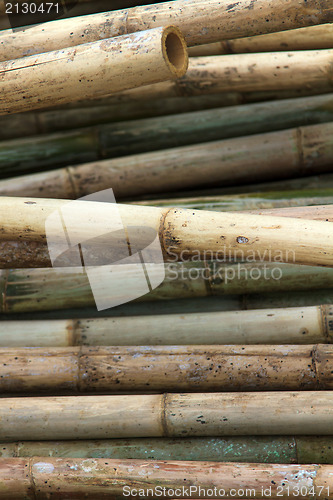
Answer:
(162, 26, 188, 77)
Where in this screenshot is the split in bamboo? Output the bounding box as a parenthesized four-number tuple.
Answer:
(1, 120, 333, 193)
(0, 26, 188, 115)
(1, 344, 333, 394)
(1, 0, 332, 61)
(0, 305, 332, 346)
(1, 196, 333, 267)
(2, 95, 333, 183)
(2, 436, 333, 464)
(188, 23, 333, 56)
(1, 392, 333, 440)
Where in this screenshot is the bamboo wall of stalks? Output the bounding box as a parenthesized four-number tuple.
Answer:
(2, 0, 333, 497)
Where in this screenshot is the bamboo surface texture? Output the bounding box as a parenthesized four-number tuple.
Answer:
(0, 344, 333, 394)
(1, 95, 333, 185)
(1, 0, 332, 61)
(1, 436, 333, 464)
(1, 305, 332, 346)
(0, 26, 188, 115)
(1, 458, 333, 499)
(188, 23, 333, 56)
(1, 197, 333, 267)
(2, 262, 333, 313)
(1, 120, 332, 194)
(0, 392, 333, 440)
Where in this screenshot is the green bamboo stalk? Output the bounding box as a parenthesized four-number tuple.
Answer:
(1, 120, 333, 193)
(136, 189, 333, 212)
(1, 262, 333, 313)
(1, 344, 333, 394)
(1, 436, 333, 464)
(0, 94, 240, 142)
(0, 305, 332, 346)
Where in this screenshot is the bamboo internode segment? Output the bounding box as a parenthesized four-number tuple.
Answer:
(1, 305, 332, 346)
(1, 344, 333, 394)
(1, 0, 332, 61)
(0, 459, 333, 499)
(2, 197, 333, 267)
(1, 392, 333, 440)
(1, 120, 333, 194)
(2, 96, 333, 185)
(0, 26, 188, 115)
(243, 205, 333, 221)
(188, 23, 333, 56)
(1, 262, 333, 313)
(1, 436, 333, 464)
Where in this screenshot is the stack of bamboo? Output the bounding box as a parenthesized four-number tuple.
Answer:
(1, 0, 333, 498)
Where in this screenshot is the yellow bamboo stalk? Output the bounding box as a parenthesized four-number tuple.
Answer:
(0, 458, 332, 499)
(188, 23, 333, 56)
(0, 26, 188, 115)
(0, 345, 332, 394)
(1, 0, 332, 61)
(0, 392, 332, 440)
(1, 305, 332, 346)
(0, 197, 333, 267)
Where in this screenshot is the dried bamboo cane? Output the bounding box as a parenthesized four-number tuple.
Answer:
(1, 262, 333, 313)
(1, 120, 333, 194)
(0, 344, 332, 394)
(1, 196, 333, 267)
(2, 95, 333, 182)
(136, 189, 333, 212)
(1, 0, 332, 61)
(188, 23, 333, 56)
(1, 458, 333, 499)
(0, 392, 333, 440)
(1, 436, 333, 464)
(1, 205, 333, 268)
(0, 26, 188, 115)
(0, 305, 332, 346)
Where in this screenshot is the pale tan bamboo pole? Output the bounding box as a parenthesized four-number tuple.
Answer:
(0, 458, 332, 500)
(1, 305, 332, 346)
(1, 121, 333, 199)
(243, 205, 333, 221)
(1, 0, 332, 61)
(188, 24, 333, 56)
(0, 27, 188, 115)
(0, 392, 333, 440)
(1, 345, 333, 394)
(1, 196, 333, 267)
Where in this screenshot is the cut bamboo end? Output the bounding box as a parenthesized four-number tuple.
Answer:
(162, 26, 189, 78)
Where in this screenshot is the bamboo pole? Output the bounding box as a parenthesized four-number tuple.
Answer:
(1, 436, 333, 464)
(0, 26, 188, 115)
(0, 344, 333, 394)
(0, 392, 333, 440)
(0, 458, 333, 499)
(1, 0, 332, 61)
(2, 95, 333, 182)
(0, 94, 241, 141)
(188, 23, 333, 56)
(0, 205, 332, 268)
(1, 262, 333, 313)
(0, 305, 332, 346)
(136, 189, 333, 212)
(1, 197, 333, 267)
(1, 120, 333, 194)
